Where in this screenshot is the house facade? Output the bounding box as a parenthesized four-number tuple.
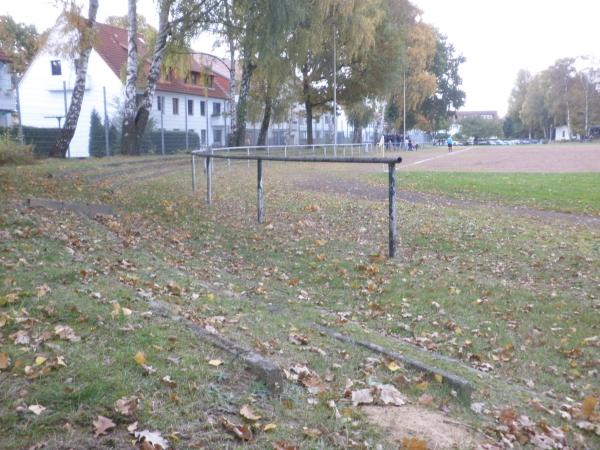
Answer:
(0, 49, 15, 128)
(19, 21, 229, 157)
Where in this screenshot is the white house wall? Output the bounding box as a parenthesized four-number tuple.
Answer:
(19, 47, 123, 157)
(151, 92, 227, 147)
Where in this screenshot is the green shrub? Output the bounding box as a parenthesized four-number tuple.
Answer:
(0, 132, 35, 166)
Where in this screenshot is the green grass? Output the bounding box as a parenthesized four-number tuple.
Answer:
(1, 157, 599, 449)
(383, 171, 600, 215)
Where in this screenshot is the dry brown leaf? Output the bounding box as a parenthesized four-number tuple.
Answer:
(0, 352, 10, 370)
(93, 415, 116, 437)
(273, 440, 299, 450)
(208, 359, 223, 367)
(161, 375, 176, 387)
(115, 396, 138, 416)
(288, 333, 309, 345)
(418, 393, 434, 406)
(263, 423, 277, 432)
(351, 388, 374, 406)
(302, 427, 322, 438)
(28, 404, 46, 415)
(402, 437, 428, 450)
(220, 416, 253, 441)
(240, 404, 261, 422)
(134, 429, 170, 449)
(54, 325, 80, 342)
(378, 384, 406, 406)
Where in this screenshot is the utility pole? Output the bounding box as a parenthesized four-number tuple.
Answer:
(103, 86, 109, 157)
(403, 69, 406, 150)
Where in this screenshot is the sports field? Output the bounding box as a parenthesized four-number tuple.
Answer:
(0, 144, 599, 449)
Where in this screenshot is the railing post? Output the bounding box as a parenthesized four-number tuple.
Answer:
(247, 147, 250, 168)
(257, 159, 265, 223)
(284, 145, 287, 157)
(191, 154, 197, 192)
(206, 157, 212, 205)
(388, 163, 397, 258)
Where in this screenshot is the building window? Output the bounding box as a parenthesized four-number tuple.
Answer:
(157, 95, 164, 111)
(172, 98, 179, 115)
(212, 102, 221, 117)
(189, 72, 199, 85)
(201, 129, 207, 145)
(214, 129, 222, 144)
(51, 60, 62, 76)
(187, 99, 194, 116)
(200, 101, 206, 116)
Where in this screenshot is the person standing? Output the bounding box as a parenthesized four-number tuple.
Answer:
(447, 136, 453, 152)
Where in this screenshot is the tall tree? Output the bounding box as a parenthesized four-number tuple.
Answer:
(121, 0, 139, 155)
(0, 16, 40, 76)
(505, 69, 531, 138)
(50, 0, 99, 158)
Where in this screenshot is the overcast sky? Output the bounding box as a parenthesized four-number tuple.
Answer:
(3, 0, 599, 116)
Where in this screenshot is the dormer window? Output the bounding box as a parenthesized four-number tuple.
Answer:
(51, 60, 62, 76)
(189, 72, 199, 85)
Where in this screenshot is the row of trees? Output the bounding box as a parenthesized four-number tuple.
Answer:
(505, 58, 600, 140)
(2, 0, 466, 157)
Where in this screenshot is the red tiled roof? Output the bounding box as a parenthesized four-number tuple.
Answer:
(0, 49, 11, 63)
(93, 22, 229, 99)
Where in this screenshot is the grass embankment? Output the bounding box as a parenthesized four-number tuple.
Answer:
(386, 172, 600, 215)
(1, 158, 599, 449)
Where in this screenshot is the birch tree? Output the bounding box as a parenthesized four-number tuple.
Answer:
(50, 0, 99, 158)
(120, 0, 138, 155)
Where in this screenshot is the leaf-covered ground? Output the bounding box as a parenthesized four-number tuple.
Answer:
(0, 151, 599, 449)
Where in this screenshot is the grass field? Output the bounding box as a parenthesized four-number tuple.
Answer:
(1, 147, 599, 449)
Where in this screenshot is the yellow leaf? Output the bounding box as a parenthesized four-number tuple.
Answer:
(582, 396, 598, 419)
(206, 293, 215, 301)
(263, 423, 277, 432)
(415, 381, 429, 391)
(134, 352, 146, 366)
(208, 359, 223, 367)
(240, 404, 261, 421)
(34, 356, 47, 366)
(434, 374, 443, 383)
(387, 361, 401, 372)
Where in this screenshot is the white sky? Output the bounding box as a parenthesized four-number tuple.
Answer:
(3, 0, 599, 116)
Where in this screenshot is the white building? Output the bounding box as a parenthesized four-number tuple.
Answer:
(0, 50, 15, 128)
(18, 21, 229, 157)
(554, 125, 572, 141)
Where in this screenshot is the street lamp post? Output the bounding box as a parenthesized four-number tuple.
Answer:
(403, 69, 406, 150)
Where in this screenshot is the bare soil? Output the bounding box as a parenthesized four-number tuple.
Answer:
(362, 405, 484, 449)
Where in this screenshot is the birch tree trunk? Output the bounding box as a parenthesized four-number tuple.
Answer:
(225, 0, 237, 146)
(121, 0, 139, 155)
(256, 94, 272, 146)
(301, 66, 313, 145)
(49, 0, 99, 158)
(135, 0, 172, 145)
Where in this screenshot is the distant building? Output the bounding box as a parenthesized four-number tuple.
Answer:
(454, 110, 499, 121)
(554, 125, 572, 141)
(0, 49, 15, 127)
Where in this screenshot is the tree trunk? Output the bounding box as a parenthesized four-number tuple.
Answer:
(135, 0, 171, 146)
(49, 0, 99, 158)
(352, 124, 362, 143)
(256, 95, 272, 146)
(233, 54, 255, 147)
(121, 0, 138, 155)
(225, 0, 236, 146)
(305, 102, 313, 145)
(301, 66, 313, 145)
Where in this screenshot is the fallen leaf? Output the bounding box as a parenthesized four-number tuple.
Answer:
(434, 374, 443, 383)
(54, 325, 80, 342)
(302, 427, 322, 438)
(115, 396, 138, 416)
(418, 393, 434, 406)
(93, 415, 116, 437)
(378, 384, 406, 406)
(220, 416, 253, 441)
(582, 396, 598, 419)
(273, 440, 298, 450)
(28, 404, 46, 415)
(10, 330, 30, 345)
(34, 356, 46, 366)
(288, 332, 309, 345)
(161, 375, 176, 387)
(127, 421, 139, 433)
(402, 437, 428, 450)
(263, 423, 277, 432)
(208, 359, 223, 367)
(387, 361, 401, 372)
(134, 352, 146, 365)
(351, 388, 374, 406)
(0, 352, 10, 370)
(240, 404, 261, 422)
(134, 429, 170, 449)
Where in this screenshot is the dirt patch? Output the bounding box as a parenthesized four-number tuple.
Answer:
(362, 405, 483, 449)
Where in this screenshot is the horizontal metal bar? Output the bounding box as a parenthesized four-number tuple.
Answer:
(202, 154, 402, 164)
